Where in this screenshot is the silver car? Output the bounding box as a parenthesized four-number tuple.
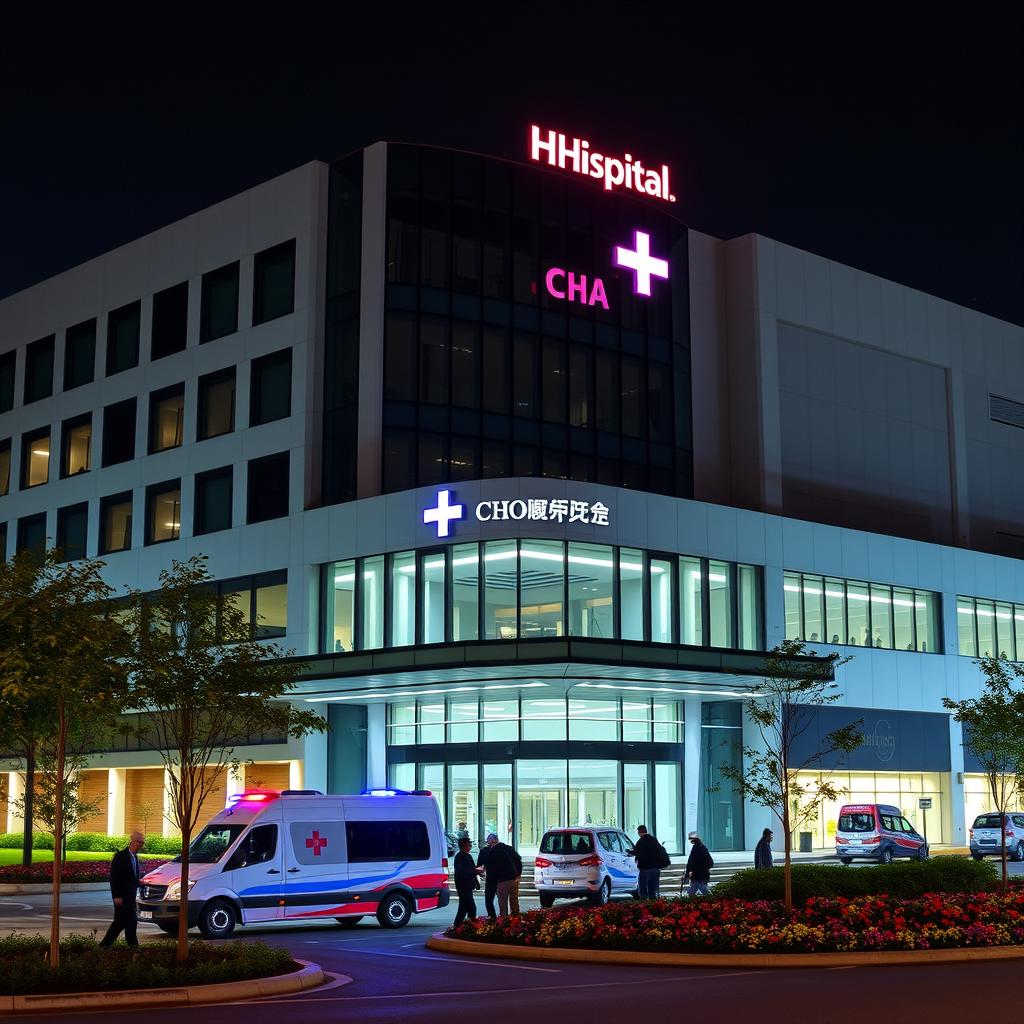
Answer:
(533, 827, 640, 907)
(970, 812, 1024, 861)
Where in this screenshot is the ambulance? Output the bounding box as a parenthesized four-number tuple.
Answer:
(136, 789, 450, 937)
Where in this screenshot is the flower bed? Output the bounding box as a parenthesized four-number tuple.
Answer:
(0, 935, 296, 996)
(0, 857, 168, 884)
(448, 891, 1024, 954)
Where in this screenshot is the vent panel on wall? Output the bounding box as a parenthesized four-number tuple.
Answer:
(989, 394, 1024, 429)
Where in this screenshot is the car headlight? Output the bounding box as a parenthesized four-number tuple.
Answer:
(164, 880, 198, 901)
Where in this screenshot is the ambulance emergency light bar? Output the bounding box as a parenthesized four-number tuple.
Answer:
(363, 788, 434, 797)
(227, 789, 323, 804)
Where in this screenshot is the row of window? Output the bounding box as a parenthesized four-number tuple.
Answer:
(322, 540, 762, 654)
(956, 595, 1024, 660)
(0, 240, 295, 413)
(388, 695, 686, 746)
(2, 451, 289, 560)
(784, 571, 941, 653)
(0, 349, 291, 496)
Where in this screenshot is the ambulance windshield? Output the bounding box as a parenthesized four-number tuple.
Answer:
(180, 824, 246, 864)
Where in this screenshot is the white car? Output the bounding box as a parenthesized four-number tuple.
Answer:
(533, 826, 640, 907)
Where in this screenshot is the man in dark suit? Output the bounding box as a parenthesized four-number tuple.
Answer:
(100, 831, 145, 947)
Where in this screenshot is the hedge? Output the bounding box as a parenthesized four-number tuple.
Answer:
(0, 832, 182, 855)
(0, 935, 295, 995)
(710, 857, 1000, 903)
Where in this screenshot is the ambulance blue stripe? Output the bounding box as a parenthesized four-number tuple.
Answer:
(237, 861, 408, 897)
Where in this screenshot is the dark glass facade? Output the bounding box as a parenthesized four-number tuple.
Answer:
(381, 145, 692, 498)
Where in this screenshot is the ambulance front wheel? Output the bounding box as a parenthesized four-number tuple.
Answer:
(377, 892, 413, 928)
(198, 899, 237, 939)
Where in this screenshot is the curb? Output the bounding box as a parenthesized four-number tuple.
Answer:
(0, 882, 107, 895)
(426, 933, 1024, 969)
(0, 958, 336, 1014)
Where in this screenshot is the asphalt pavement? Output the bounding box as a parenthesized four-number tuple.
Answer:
(2, 861, 1023, 1022)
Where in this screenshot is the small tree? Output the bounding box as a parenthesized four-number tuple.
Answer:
(127, 556, 326, 963)
(943, 656, 1024, 890)
(0, 550, 132, 969)
(717, 640, 860, 910)
(11, 746, 103, 848)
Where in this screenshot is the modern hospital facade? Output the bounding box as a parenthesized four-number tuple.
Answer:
(2, 131, 1023, 855)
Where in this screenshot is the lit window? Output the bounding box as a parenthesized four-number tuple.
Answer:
(146, 480, 181, 544)
(61, 415, 91, 477)
(21, 428, 50, 488)
(100, 492, 132, 554)
(149, 384, 185, 453)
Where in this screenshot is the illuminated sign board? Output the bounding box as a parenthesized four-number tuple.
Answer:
(423, 489, 610, 537)
(529, 124, 676, 204)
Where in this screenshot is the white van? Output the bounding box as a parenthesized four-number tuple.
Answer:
(137, 789, 450, 937)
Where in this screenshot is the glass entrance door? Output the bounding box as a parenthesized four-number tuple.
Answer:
(516, 760, 567, 854)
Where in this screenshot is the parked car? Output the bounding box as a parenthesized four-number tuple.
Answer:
(834, 803, 928, 864)
(137, 788, 450, 937)
(533, 826, 640, 907)
(970, 812, 1024, 861)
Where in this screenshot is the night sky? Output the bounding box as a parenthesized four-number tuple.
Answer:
(2, 5, 1021, 325)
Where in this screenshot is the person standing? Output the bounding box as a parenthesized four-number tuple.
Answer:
(100, 831, 145, 947)
(754, 828, 774, 869)
(478, 832, 522, 917)
(476, 833, 501, 918)
(633, 825, 665, 898)
(452, 836, 481, 926)
(683, 831, 713, 896)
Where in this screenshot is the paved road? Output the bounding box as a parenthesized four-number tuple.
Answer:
(3, 862, 1023, 1022)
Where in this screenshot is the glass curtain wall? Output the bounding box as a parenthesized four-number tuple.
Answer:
(323, 541, 763, 653)
(957, 595, 1024, 661)
(785, 571, 941, 653)
(700, 702, 744, 851)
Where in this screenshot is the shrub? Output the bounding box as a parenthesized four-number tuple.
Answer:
(143, 835, 183, 855)
(0, 832, 54, 850)
(66, 833, 129, 853)
(0, 935, 296, 995)
(0, 858, 168, 884)
(711, 857, 1000, 903)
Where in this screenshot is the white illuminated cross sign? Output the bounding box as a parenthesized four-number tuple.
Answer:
(423, 488, 464, 538)
(613, 230, 669, 297)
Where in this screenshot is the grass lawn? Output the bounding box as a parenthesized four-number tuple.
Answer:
(0, 849, 114, 865)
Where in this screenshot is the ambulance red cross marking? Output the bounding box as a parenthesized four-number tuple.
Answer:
(305, 830, 328, 856)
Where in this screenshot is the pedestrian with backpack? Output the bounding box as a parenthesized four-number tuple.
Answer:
(633, 825, 669, 898)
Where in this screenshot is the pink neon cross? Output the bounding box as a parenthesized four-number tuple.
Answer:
(306, 830, 328, 856)
(613, 230, 669, 296)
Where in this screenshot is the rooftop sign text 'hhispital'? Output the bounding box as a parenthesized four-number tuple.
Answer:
(529, 125, 676, 204)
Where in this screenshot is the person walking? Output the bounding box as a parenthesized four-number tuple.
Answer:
(100, 831, 145, 947)
(478, 832, 522, 917)
(452, 835, 481, 926)
(683, 831, 713, 896)
(754, 828, 774, 869)
(633, 825, 666, 898)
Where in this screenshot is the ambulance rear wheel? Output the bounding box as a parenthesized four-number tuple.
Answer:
(335, 916, 363, 928)
(198, 899, 237, 939)
(377, 893, 413, 928)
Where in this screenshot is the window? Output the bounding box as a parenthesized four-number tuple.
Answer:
(227, 824, 277, 869)
(0, 439, 9, 496)
(0, 350, 14, 412)
(450, 542, 479, 642)
(390, 551, 416, 647)
(360, 554, 385, 649)
(619, 547, 645, 641)
(146, 479, 181, 544)
(325, 559, 355, 653)
(149, 383, 185, 453)
(16, 513, 46, 556)
(568, 542, 614, 639)
(56, 502, 88, 561)
(709, 560, 733, 647)
(345, 820, 430, 863)
(253, 239, 295, 325)
(106, 301, 141, 375)
(650, 556, 673, 643)
(151, 281, 188, 360)
(246, 451, 289, 523)
(60, 414, 91, 477)
(99, 492, 132, 554)
(254, 571, 287, 638)
(250, 348, 292, 425)
(102, 398, 137, 466)
(197, 367, 235, 440)
(200, 261, 239, 342)
(194, 466, 232, 535)
(24, 335, 54, 404)
(64, 319, 96, 389)
(21, 428, 50, 488)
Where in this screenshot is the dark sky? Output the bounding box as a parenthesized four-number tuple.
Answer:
(2, 5, 1022, 324)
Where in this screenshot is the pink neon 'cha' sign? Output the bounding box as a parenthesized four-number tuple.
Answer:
(544, 268, 609, 309)
(529, 125, 675, 203)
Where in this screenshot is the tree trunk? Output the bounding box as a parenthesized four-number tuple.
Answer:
(50, 711, 68, 971)
(177, 810, 191, 964)
(1001, 814, 1008, 892)
(782, 804, 793, 911)
(22, 752, 35, 869)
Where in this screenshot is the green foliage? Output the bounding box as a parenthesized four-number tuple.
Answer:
(0, 832, 54, 850)
(141, 835, 183, 855)
(0, 935, 295, 995)
(1, 832, 183, 855)
(711, 857, 1000, 903)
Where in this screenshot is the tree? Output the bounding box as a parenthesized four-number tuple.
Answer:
(943, 656, 1024, 890)
(0, 549, 132, 969)
(126, 556, 326, 963)
(717, 640, 860, 910)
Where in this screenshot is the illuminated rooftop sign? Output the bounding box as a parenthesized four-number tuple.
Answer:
(529, 124, 676, 204)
